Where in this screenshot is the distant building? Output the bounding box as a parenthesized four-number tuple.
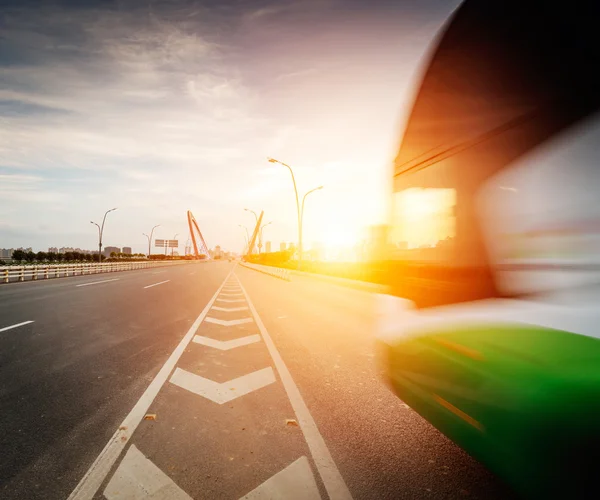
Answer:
(214, 245, 222, 259)
(48, 247, 58, 253)
(280, 242, 286, 251)
(104, 246, 120, 257)
(265, 241, 271, 253)
(122, 247, 132, 255)
(0, 248, 13, 261)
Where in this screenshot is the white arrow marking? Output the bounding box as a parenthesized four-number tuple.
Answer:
(205, 317, 253, 326)
(240, 456, 321, 500)
(211, 306, 248, 312)
(216, 298, 246, 303)
(169, 367, 275, 404)
(192, 334, 260, 350)
(104, 445, 192, 500)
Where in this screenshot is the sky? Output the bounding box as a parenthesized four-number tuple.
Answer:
(0, 0, 459, 255)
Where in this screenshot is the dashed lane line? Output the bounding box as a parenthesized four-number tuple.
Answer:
(143, 280, 170, 289)
(75, 278, 120, 287)
(216, 298, 246, 303)
(67, 268, 236, 500)
(211, 306, 249, 312)
(237, 275, 353, 500)
(0, 320, 34, 333)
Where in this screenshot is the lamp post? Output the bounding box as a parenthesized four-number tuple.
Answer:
(259, 221, 272, 254)
(143, 224, 160, 257)
(244, 208, 259, 254)
(91, 207, 117, 263)
(267, 158, 300, 266)
(238, 224, 249, 254)
(172, 233, 178, 256)
(300, 186, 323, 265)
(267, 157, 323, 270)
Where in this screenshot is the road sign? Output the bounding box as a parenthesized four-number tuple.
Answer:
(155, 239, 178, 248)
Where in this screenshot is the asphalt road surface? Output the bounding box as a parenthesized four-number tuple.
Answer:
(0, 261, 516, 499)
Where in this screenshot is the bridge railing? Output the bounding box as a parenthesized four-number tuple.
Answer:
(1, 261, 188, 283)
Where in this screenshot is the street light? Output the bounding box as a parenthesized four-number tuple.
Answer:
(91, 207, 117, 263)
(143, 224, 160, 257)
(259, 221, 272, 254)
(244, 208, 259, 254)
(267, 158, 300, 263)
(300, 186, 323, 268)
(172, 233, 179, 256)
(238, 224, 249, 254)
(267, 157, 322, 270)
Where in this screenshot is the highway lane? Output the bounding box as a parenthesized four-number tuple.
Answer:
(235, 267, 517, 500)
(0, 262, 517, 499)
(0, 261, 231, 500)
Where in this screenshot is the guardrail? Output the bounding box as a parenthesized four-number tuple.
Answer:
(240, 262, 291, 281)
(1, 261, 189, 284)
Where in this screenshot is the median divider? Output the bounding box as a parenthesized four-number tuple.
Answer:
(240, 262, 389, 293)
(239, 262, 291, 281)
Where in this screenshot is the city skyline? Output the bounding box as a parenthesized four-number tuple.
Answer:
(0, 0, 458, 255)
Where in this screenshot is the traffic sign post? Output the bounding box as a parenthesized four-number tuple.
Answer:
(155, 239, 178, 256)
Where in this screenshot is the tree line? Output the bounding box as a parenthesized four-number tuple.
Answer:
(10, 250, 147, 263)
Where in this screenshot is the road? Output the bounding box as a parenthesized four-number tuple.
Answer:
(0, 262, 516, 499)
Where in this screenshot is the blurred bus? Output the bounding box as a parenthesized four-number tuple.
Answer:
(378, 0, 600, 497)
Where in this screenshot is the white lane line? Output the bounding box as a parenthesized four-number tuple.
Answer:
(75, 278, 120, 288)
(67, 268, 235, 500)
(143, 280, 170, 289)
(216, 298, 246, 303)
(0, 321, 35, 333)
(152, 271, 167, 275)
(170, 367, 276, 404)
(211, 306, 248, 312)
(205, 317, 253, 327)
(238, 276, 353, 500)
(220, 292, 243, 297)
(192, 334, 260, 350)
(104, 445, 192, 500)
(241, 456, 321, 500)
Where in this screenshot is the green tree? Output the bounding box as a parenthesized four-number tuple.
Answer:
(64, 252, 75, 262)
(35, 251, 47, 263)
(85, 253, 93, 262)
(12, 249, 25, 262)
(25, 251, 36, 263)
(46, 251, 57, 262)
(55, 253, 64, 262)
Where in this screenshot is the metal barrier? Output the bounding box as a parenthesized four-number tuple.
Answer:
(239, 262, 291, 281)
(1, 261, 190, 284)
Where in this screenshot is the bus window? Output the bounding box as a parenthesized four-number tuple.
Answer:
(479, 113, 600, 297)
(387, 0, 599, 308)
